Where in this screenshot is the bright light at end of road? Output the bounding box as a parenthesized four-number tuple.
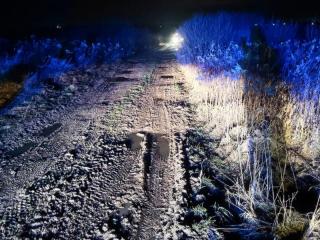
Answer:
(168, 32, 184, 51)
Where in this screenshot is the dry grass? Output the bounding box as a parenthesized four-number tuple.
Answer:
(181, 65, 245, 132)
(181, 64, 320, 237)
(0, 80, 23, 108)
(303, 197, 320, 239)
(282, 97, 320, 162)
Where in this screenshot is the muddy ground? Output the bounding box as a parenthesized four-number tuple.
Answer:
(0, 51, 204, 239)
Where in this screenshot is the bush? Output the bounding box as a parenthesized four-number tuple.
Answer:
(0, 50, 23, 75)
(0, 24, 146, 95)
(261, 21, 299, 46)
(305, 23, 320, 41)
(192, 42, 244, 79)
(38, 57, 74, 81)
(241, 26, 280, 93)
(177, 13, 320, 99)
(178, 13, 320, 240)
(278, 39, 320, 100)
(177, 13, 262, 79)
(0, 24, 148, 111)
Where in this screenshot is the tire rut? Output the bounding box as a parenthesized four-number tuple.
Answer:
(132, 62, 192, 239)
(0, 51, 193, 239)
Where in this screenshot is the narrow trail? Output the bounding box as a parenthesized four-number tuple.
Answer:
(0, 50, 194, 239)
(130, 57, 191, 239)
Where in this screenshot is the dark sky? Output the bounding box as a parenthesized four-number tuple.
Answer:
(0, 0, 319, 37)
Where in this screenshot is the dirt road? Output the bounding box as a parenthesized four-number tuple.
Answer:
(0, 50, 194, 239)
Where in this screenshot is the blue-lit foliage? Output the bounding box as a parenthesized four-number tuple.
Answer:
(39, 57, 74, 81)
(0, 25, 144, 92)
(0, 36, 138, 78)
(195, 43, 244, 79)
(0, 38, 63, 76)
(177, 13, 320, 99)
(305, 23, 320, 41)
(278, 39, 320, 100)
(71, 41, 111, 67)
(260, 21, 299, 46)
(16, 38, 63, 65)
(69, 37, 138, 68)
(0, 24, 146, 112)
(177, 13, 262, 79)
(0, 49, 24, 75)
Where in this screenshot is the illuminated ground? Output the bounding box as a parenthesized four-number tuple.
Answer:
(0, 50, 201, 239)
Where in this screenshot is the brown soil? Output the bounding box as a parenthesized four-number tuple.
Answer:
(0, 81, 23, 108)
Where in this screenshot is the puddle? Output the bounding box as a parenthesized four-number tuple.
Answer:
(120, 70, 133, 74)
(128, 133, 145, 151)
(156, 135, 170, 159)
(161, 75, 174, 79)
(113, 77, 138, 82)
(6, 141, 37, 158)
(39, 123, 62, 137)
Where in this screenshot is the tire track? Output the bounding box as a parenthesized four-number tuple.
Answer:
(0, 57, 155, 239)
(132, 61, 192, 239)
(0, 51, 193, 239)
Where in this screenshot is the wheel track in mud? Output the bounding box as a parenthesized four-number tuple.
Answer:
(0, 51, 194, 239)
(0, 60, 151, 201)
(0, 58, 154, 238)
(129, 62, 192, 239)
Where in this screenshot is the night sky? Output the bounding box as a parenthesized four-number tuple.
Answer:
(0, 0, 319, 37)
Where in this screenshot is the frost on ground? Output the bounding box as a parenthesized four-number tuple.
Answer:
(0, 51, 202, 239)
(175, 13, 320, 240)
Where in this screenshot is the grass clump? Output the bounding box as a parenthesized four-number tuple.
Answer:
(275, 212, 308, 240)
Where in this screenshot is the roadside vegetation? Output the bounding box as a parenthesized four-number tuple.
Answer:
(0, 23, 150, 110)
(177, 12, 320, 239)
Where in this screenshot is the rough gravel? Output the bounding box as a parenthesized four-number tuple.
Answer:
(0, 51, 197, 239)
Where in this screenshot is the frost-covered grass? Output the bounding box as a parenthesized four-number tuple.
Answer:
(304, 198, 320, 239)
(261, 21, 299, 46)
(182, 65, 319, 239)
(177, 13, 262, 79)
(0, 24, 147, 108)
(0, 24, 145, 78)
(279, 39, 320, 99)
(178, 13, 320, 239)
(177, 13, 320, 93)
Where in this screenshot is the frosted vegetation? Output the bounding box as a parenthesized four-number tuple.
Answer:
(0, 24, 147, 103)
(178, 13, 320, 239)
(177, 13, 320, 98)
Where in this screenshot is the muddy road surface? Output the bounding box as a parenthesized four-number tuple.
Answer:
(0, 50, 195, 239)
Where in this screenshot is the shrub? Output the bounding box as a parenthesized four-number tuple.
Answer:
(0, 39, 62, 77)
(0, 51, 23, 76)
(193, 42, 244, 79)
(0, 23, 145, 79)
(18, 38, 62, 64)
(179, 13, 320, 240)
(241, 26, 280, 94)
(305, 23, 320, 41)
(38, 57, 74, 81)
(261, 21, 299, 46)
(278, 39, 320, 100)
(0, 23, 146, 110)
(177, 13, 263, 79)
